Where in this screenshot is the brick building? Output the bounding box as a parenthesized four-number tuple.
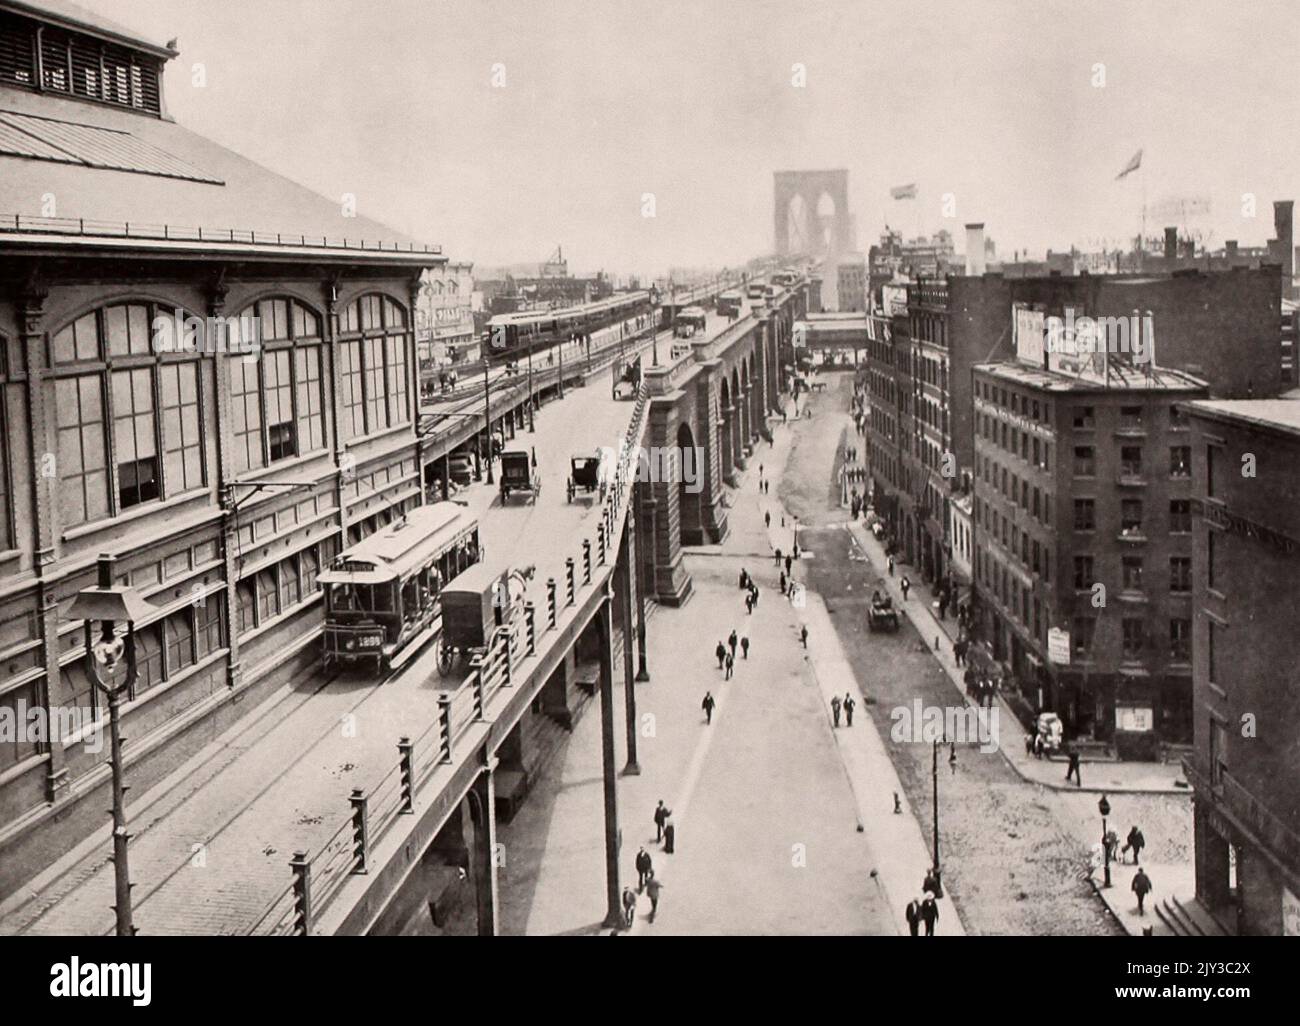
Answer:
(1182, 398, 1300, 935)
(0, 1, 441, 896)
(972, 360, 1206, 752)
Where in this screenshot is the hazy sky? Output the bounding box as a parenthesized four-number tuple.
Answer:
(90, 0, 1300, 276)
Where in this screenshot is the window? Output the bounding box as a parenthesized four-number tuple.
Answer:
(1120, 445, 1143, 477)
(1170, 404, 1187, 429)
(1208, 621, 1219, 685)
(1073, 446, 1095, 476)
(195, 596, 225, 657)
(237, 580, 256, 635)
(1032, 437, 1040, 467)
(1072, 617, 1095, 656)
(112, 368, 158, 509)
(256, 568, 280, 624)
(55, 375, 109, 526)
(339, 294, 410, 439)
(1170, 618, 1191, 661)
(280, 553, 302, 610)
(230, 358, 264, 474)
(1209, 719, 1226, 786)
(133, 623, 163, 695)
(1169, 556, 1191, 593)
(1208, 530, 1222, 591)
(160, 363, 204, 493)
(1205, 444, 1218, 495)
(1170, 445, 1192, 478)
(165, 608, 195, 675)
(1121, 619, 1144, 659)
(1032, 487, 1041, 521)
(1121, 499, 1143, 534)
(1073, 555, 1093, 590)
(1073, 498, 1095, 531)
(1122, 556, 1144, 591)
(228, 299, 326, 469)
(1169, 499, 1191, 533)
(1119, 405, 1143, 429)
(1072, 405, 1095, 429)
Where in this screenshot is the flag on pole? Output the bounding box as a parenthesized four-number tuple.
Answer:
(890, 183, 918, 200)
(1115, 149, 1143, 180)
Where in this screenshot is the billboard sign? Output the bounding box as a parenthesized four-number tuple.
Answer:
(1014, 304, 1046, 368)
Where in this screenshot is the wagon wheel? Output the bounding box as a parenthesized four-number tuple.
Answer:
(436, 638, 454, 677)
(567, 478, 574, 503)
(532, 476, 541, 504)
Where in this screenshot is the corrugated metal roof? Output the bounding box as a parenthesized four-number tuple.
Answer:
(0, 108, 221, 182)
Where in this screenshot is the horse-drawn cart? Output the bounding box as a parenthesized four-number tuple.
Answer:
(567, 452, 608, 503)
(437, 563, 534, 676)
(499, 449, 540, 504)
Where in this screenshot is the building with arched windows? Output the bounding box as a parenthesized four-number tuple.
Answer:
(0, 0, 445, 895)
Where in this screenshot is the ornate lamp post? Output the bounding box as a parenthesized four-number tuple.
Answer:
(68, 553, 153, 937)
(1099, 793, 1112, 888)
(648, 285, 661, 366)
(928, 732, 950, 899)
(482, 353, 494, 484)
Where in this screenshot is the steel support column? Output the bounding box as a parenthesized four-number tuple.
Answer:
(617, 523, 640, 775)
(597, 597, 623, 929)
(471, 758, 499, 936)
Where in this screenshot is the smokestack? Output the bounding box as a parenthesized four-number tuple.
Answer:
(1275, 200, 1294, 291)
(1164, 227, 1178, 261)
(965, 223, 986, 275)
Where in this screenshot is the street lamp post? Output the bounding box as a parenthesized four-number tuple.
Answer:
(1099, 793, 1112, 888)
(526, 335, 535, 432)
(648, 286, 660, 367)
(929, 733, 948, 898)
(483, 354, 493, 484)
(68, 553, 153, 937)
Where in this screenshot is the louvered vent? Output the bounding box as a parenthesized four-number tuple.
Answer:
(0, 13, 36, 89)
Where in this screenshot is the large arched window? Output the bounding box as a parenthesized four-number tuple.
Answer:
(49, 302, 206, 528)
(337, 294, 409, 440)
(227, 297, 326, 474)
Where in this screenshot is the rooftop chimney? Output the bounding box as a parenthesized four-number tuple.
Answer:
(1164, 227, 1178, 261)
(965, 223, 986, 276)
(1275, 200, 1295, 296)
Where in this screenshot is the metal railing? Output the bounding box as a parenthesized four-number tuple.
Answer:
(250, 382, 652, 935)
(0, 213, 441, 255)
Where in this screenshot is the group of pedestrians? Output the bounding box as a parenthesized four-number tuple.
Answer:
(904, 892, 941, 936)
(623, 820, 669, 927)
(829, 692, 856, 727)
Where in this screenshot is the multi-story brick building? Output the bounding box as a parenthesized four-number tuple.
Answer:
(972, 358, 1206, 753)
(836, 255, 866, 313)
(1182, 398, 1300, 935)
(417, 262, 476, 374)
(0, 1, 441, 894)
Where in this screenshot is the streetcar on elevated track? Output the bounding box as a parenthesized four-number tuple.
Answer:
(483, 291, 650, 362)
(717, 290, 743, 318)
(319, 502, 481, 673)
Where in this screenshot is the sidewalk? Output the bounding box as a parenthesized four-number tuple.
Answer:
(843, 520, 1188, 795)
(1087, 858, 1202, 936)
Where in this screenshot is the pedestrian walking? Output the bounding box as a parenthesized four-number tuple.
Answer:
(701, 691, 716, 724)
(1132, 867, 1153, 915)
(728, 629, 738, 660)
(741, 636, 750, 659)
(779, 570, 787, 595)
(774, 546, 783, 567)
(830, 694, 842, 727)
(1033, 732, 1044, 759)
(1065, 746, 1082, 786)
(662, 817, 675, 854)
(745, 593, 754, 615)
(843, 693, 855, 726)
(738, 568, 748, 590)
(765, 511, 771, 529)
(635, 847, 653, 890)
(900, 576, 910, 601)
(715, 641, 726, 669)
(905, 896, 922, 937)
(724, 653, 734, 680)
(920, 895, 939, 936)
(622, 886, 637, 927)
(800, 624, 809, 648)
(1124, 826, 1146, 865)
(653, 800, 669, 841)
(888, 556, 895, 577)
(785, 555, 793, 575)
(750, 584, 759, 608)
(645, 876, 663, 921)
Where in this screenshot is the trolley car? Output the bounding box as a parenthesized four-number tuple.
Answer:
(483, 291, 649, 361)
(319, 502, 480, 673)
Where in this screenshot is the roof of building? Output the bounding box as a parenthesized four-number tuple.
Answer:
(1, 0, 177, 58)
(0, 77, 438, 262)
(1183, 398, 1300, 439)
(975, 358, 1207, 394)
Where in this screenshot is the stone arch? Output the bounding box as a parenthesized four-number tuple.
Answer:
(718, 374, 733, 480)
(676, 420, 702, 544)
(730, 366, 744, 466)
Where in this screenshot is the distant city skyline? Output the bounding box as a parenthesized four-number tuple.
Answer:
(86, 0, 1300, 277)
